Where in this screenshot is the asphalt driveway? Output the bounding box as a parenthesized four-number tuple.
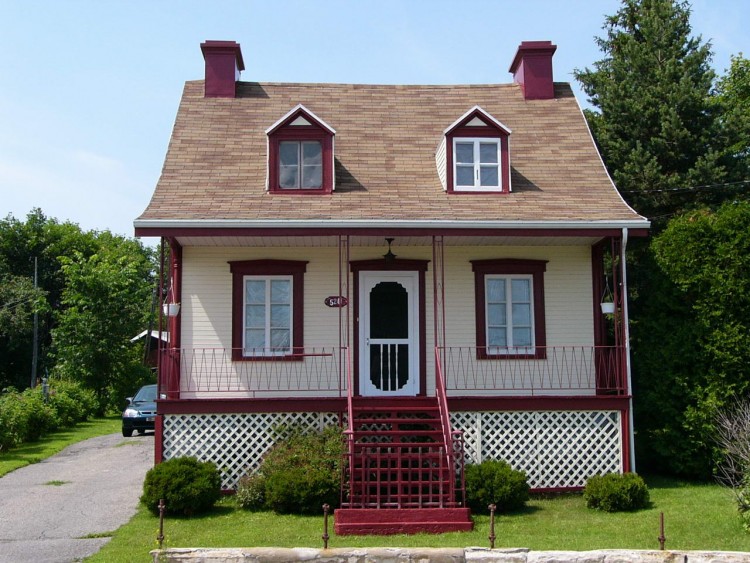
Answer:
(0, 432, 153, 563)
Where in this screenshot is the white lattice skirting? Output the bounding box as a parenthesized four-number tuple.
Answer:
(162, 410, 622, 490)
(452, 410, 623, 489)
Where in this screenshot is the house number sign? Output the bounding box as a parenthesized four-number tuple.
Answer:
(324, 296, 348, 308)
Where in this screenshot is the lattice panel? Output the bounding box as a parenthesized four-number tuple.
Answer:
(451, 410, 622, 489)
(163, 412, 341, 490)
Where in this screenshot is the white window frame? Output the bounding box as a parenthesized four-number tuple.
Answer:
(242, 275, 293, 357)
(484, 274, 535, 354)
(452, 137, 502, 191)
(278, 140, 323, 190)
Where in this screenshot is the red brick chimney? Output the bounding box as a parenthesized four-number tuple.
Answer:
(509, 41, 557, 100)
(200, 40, 245, 98)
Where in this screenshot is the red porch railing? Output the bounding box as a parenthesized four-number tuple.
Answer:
(159, 347, 345, 397)
(438, 345, 626, 395)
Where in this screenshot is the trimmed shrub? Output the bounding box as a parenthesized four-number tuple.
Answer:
(236, 474, 266, 510)
(141, 457, 222, 516)
(260, 425, 344, 515)
(584, 472, 650, 512)
(465, 460, 530, 513)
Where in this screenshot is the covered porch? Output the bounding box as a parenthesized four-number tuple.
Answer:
(151, 230, 636, 520)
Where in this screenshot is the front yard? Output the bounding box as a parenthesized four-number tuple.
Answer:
(87, 475, 750, 562)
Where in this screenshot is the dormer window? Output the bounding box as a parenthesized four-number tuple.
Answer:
(266, 105, 335, 194)
(438, 106, 511, 194)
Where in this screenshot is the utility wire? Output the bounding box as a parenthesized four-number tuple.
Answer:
(621, 179, 750, 195)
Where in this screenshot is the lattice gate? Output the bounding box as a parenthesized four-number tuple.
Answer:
(162, 412, 341, 489)
(451, 410, 623, 489)
(162, 409, 622, 490)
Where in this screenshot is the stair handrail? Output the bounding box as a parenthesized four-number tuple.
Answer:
(434, 346, 457, 492)
(342, 346, 355, 508)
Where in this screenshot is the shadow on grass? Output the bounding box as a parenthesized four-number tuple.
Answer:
(161, 504, 236, 521)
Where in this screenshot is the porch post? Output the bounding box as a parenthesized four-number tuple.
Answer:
(166, 238, 182, 400)
(620, 228, 636, 473)
(338, 235, 350, 397)
(432, 235, 446, 372)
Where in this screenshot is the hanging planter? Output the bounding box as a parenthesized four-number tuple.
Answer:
(600, 301, 616, 315)
(163, 303, 181, 317)
(600, 277, 615, 315)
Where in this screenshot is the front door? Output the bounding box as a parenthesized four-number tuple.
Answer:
(359, 271, 419, 396)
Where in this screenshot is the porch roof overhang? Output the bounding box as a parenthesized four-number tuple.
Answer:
(135, 218, 650, 247)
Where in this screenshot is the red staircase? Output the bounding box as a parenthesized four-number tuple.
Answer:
(335, 396, 472, 535)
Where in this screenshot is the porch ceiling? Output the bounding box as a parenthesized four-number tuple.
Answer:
(174, 235, 603, 247)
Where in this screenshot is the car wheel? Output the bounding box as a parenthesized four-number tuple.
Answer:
(122, 428, 134, 437)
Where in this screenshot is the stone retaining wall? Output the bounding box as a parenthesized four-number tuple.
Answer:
(150, 547, 750, 562)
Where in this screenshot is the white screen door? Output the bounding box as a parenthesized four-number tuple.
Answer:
(359, 271, 419, 396)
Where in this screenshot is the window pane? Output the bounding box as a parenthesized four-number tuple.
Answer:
(455, 143, 474, 164)
(245, 305, 265, 328)
(488, 327, 507, 347)
(279, 142, 299, 166)
(487, 304, 506, 326)
(480, 142, 498, 163)
(487, 279, 506, 302)
(246, 280, 266, 304)
(270, 304, 290, 328)
(456, 165, 474, 186)
(279, 165, 298, 188)
(246, 328, 266, 349)
(302, 165, 322, 188)
(480, 166, 498, 187)
(513, 327, 532, 347)
(512, 303, 531, 326)
(270, 328, 290, 349)
(511, 279, 531, 302)
(270, 280, 290, 303)
(302, 141, 322, 165)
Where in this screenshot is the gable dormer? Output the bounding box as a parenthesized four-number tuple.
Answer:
(437, 106, 511, 194)
(266, 104, 336, 194)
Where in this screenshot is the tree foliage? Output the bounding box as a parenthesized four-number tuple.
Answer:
(636, 202, 750, 477)
(0, 210, 155, 412)
(52, 233, 155, 412)
(576, 1, 750, 478)
(574, 0, 729, 217)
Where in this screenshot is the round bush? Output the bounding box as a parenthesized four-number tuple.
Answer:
(465, 460, 530, 513)
(141, 457, 222, 516)
(260, 425, 344, 515)
(584, 472, 650, 512)
(48, 380, 99, 425)
(236, 474, 266, 510)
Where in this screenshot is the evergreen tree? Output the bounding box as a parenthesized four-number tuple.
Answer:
(575, 0, 725, 218)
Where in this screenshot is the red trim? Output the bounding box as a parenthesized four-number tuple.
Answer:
(350, 259, 429, 397)
(227, 259, 307, 362)
(155, 395, 629, 415)
(268, 109, 334, 194)
(154, 414, 164, 462)
(470, 259, 547, 360)
(447, 395, 631, 412)
(157, 397, 346, 415)
(136, 226, 650, 239)
(445, 110, 510, 194)
(167, 238, 182, 351)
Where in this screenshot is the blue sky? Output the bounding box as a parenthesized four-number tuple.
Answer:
(1, 0, 747, 238)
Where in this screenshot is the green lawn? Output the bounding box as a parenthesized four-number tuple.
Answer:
(0, 416, 121, 477)
(88, 475, 750, 563)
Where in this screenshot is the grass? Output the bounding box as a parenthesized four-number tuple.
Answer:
(0, 416, 121, 477)
(44, 480, 70, 486)
(87, 475, 750, 563)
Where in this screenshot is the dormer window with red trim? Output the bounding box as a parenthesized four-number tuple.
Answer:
(266, 105, 335, 194)
(438, 106, 511, 194)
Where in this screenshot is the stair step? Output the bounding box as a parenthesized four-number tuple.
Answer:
(334, 508, 473, 535)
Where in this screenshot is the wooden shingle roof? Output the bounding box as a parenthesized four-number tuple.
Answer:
(135, 80, 647, 230)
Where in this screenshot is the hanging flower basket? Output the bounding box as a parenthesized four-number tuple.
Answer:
(600, 302, 615, 315)
(163, 303, 181, 317)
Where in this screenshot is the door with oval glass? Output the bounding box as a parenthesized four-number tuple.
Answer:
(359, 271, 419, 396)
